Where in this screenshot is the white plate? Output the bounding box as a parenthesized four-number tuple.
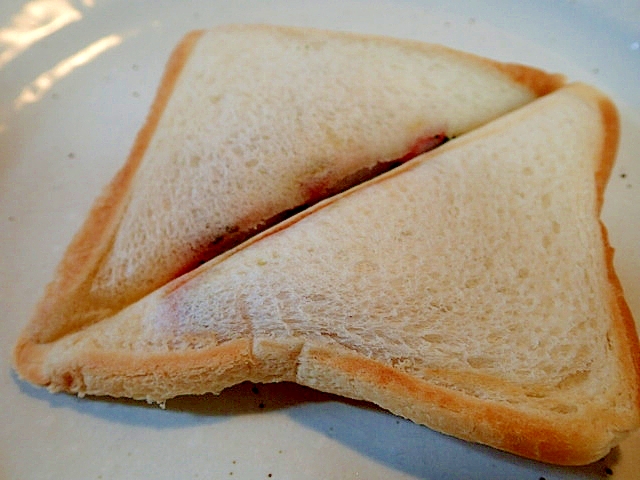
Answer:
(1, 1, 639, 479)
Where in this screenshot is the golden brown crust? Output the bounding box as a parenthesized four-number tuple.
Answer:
(13, 338, 49, 387)
(20, 30, 205, 346)
(297, 345, 617, 465)
(20, 338, 254, 399)
(587, 84, 640, 425)
(16, 332, 622, 465)
(594, 86, 622, 209)
(491, 62, 565, 97)
(600, 222, 640, 412)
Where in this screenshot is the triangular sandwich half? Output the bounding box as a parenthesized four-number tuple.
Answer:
(15, 83, 639, 465)
(19, 25, 564, 346)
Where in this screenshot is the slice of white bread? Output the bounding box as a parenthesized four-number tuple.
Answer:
(14, 83, 640, 465)
(20, 25, 565, 346)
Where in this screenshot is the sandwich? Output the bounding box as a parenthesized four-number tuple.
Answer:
(14, 25, 564, 346)
(13, 26, 639, 466)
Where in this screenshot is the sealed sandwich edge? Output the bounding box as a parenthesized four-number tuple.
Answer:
(587, 83, 640, 428)
(17, 330, 631, 466)
(295, 344, 633, 466)
(13, 336, 52, 388)
(19, 30, 205, 347)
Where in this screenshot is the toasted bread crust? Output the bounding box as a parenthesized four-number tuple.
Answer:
(600, 222, 640, 415)
(588, 83, 640, 428)
(13, 333, 630, 465)
(297, 345, 621, 465)
(19, 30, 204, 346)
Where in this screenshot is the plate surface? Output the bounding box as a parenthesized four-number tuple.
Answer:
(1, 1, 639, 479)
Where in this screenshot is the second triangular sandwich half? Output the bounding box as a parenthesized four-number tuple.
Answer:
(15, 83, 640, 465)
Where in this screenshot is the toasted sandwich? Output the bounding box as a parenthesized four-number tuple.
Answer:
(15, 25, 564, 346)
(14, 78, 639, 465)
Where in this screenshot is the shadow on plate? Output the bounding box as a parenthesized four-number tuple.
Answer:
(14, 371, 620, 479)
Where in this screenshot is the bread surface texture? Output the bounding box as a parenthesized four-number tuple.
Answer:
(14, 82, 640, 465)
(17, 25, 565, 346)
